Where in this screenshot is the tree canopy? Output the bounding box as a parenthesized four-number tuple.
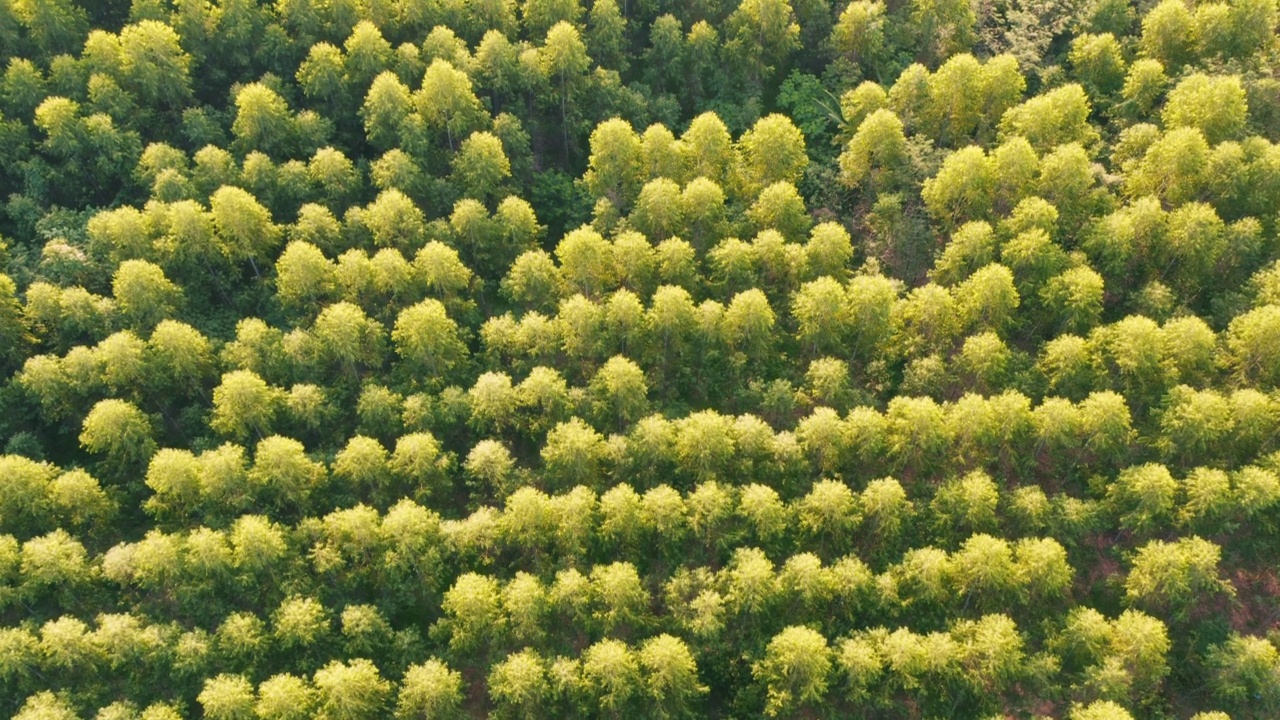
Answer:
(2, 0, 1280, 717)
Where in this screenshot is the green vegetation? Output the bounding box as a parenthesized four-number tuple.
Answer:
(2, 0, 1280, 717)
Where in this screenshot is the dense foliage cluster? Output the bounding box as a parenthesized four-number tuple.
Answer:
(3, 0, 1280, 717)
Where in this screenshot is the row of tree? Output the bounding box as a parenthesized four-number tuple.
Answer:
(6, 602, 1277, 718)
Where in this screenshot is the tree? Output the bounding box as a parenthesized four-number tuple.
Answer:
(841, 273, 898, 364)
(1125, 536, 1230, 619)
(1117, 59, 1166, 121)
(803, 356, 855, 409)
(306, 302, 387, 381)
(839, 108, 910, 194)
(232, 83, 297, 158)
(396, 659, 464, 719)
(80, 399, 156, 469)
(831, 1, 887, 74)
(1037, 144, 1099, 235)
(1041, 267, 1104, 334)
(250, 436, 327, 513)
(654, 238, 699, 291)
(199, 674, 256, 720)
(589, 561, 649, 634)
(142, 321, 211, 398)
(794, 476, 859, 546)
(690, 17, 739, 103)
(493, 196, 544, 264)
(1206, 634, 1280, 714)
(256, 674, 317, 720)
(753, 626, 832, 717)
(0, 274, 31, 374)
(586, 0, 627, 72)
(733, 484, 787, 547)
(841, 81, 890, 132)
(1015, 537, 1072, 601)
(1179, 466, 1233, 532)
(804, 223, 854, 281)
(489, 649, 549, 718)
(452, 131, 511, 202)
(13, 692, 79, 720)
(524, 0, 583, 38)
(211, 185, 282, 271)
(641, 17, 685, 100)
(589, 356, 649, 430)
(584, 118, 644, 210)
(723, 289, 776, 364)
(896, 284, 957, 361)
(1106, 463, 1179, 535)
(118, 20, 192, 110)
(276, 241, 339, 318)
(503, 250, 563, 312)
(541, 22, 592, 159)
(111, 259, 182, 330)
(143, 447, 203, 523)
(313, 659, 392, 720)
(211, 370, 285, 442)
(682, 113, 734, 186)
(1227, 305, 1280, 388)
(931, 470, 999, 538)
(933, 221, 996, 287)
(640, 124, 683, 182)
(271, 595, 332, 663)
(343, 21, 392, 90)
(630, 178, 684, 240)
(998, 84, 1098, 153)
(910, 0, 975, 63)
(332, 437, 391, 504)
(923, 54, 1023, 146)
(1162, 74, 1247, 144)
(360, 72, 412, 151)
(747, 182, 810, 241)
(665, 411, 734, 484)
(855, 477, 909, 551)
(737, 114, 808, 197)
(582, 638, 642, 716)
(386, 431, 449, 500)
(1158, 386, 1233, 464)
(416, 59, 486, 151)
(951, 613, 1025, 698)
(47, 469, 114, 534)
(557, 227, 615, 297)
(21, 530, 90, 602)
(726, 0, 801, 87)
(392, 300, 468, 385)
(955, 263, 1019, 335)
(467, 372, 516, 436)
(922, 146, 996, 229)
(639, 634, 706, 718)
(1070, 33, 1127, 98)
(792, 277, 851, 356)
(541, 418, 608, 490)
(363, 189, 426, 251)
(1124, 128, 1209, 208)
(600, 483, 645, 551)
(1140, 0, 1196, 69)
(510, 366, 570, 437)
(355, 384, 404, 440)
(500, 570, 549, 643)
(0, 455, 58, 538)
(439, 572, 505, 655)
(1071, 701, 1135, 720)
(1059, 609, 1171, 706)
